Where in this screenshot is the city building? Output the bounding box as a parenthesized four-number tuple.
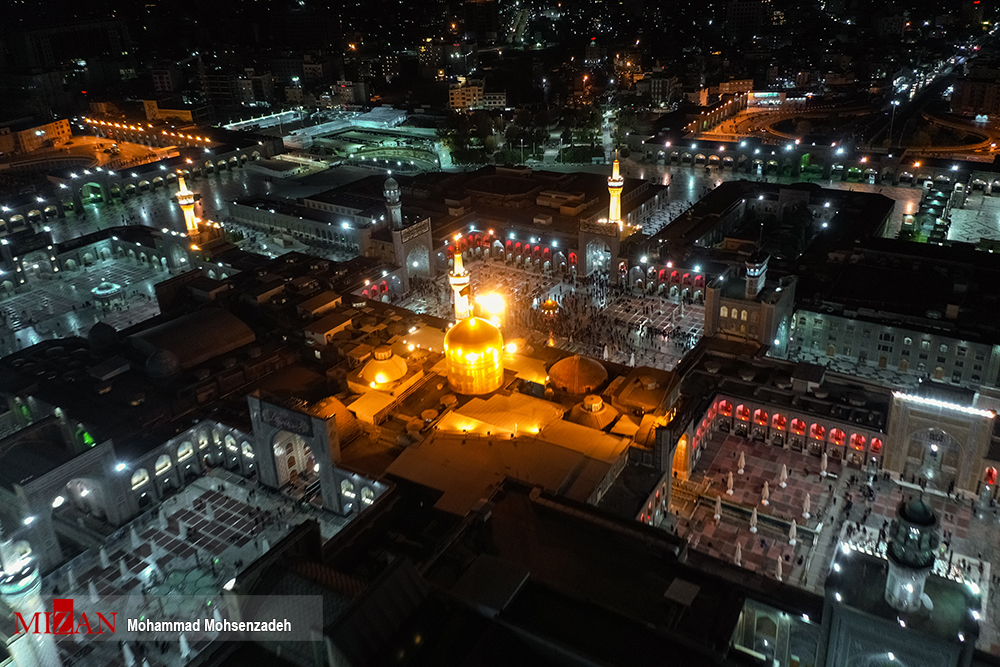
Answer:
(464, 0, 500, 42)
(448, 77, 507, 110)
(0, 118, 71, 155)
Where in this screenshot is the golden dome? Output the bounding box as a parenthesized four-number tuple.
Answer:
(549, 355, 608, 394)
(444, 316, 503, 352)
(361, 345, 408, 386)
(444, 317, 504, 395)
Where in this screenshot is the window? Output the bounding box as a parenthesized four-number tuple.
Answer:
(844, 347, 851, 355)
(903, 337, 912, 345)
(939, 344, 948, 354)
(862, 329, 871, 338)
(975, 352, 986, 361)
(901, 349, 910, 357)
(879, 333, 895, 342)
(952, 373, 962, 383)
(732, 309, 738, 319)
(918, 362, 926, 371)
(920, 340, 930, 350)
(720, 306, 729, 318)
(814, 318, 823, 325)
(974, 364, 983, 371)
(957, 347, 967, 357)
(919, 353, 928, 360)
(750, 312, 759, 324)
(878, 344, 892, 352)
(341, 480, 356, 498)
(798, 317, 807, 326)
(937, 356, 946, 363)
(741, 310, 748, 321)
(972, 375, 981, 381)
(955, 361, 964, 368)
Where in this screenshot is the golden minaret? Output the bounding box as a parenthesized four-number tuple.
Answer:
(607, 151, 624, 228)
(448, 242, 471, 320)
(175, 173, 198, 234)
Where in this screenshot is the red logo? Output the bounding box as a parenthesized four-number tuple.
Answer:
(14, 599, 116, 635)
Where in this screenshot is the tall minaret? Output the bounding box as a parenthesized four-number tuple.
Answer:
(175, 173, 198, 234)
(448, 242, 471, 321)
(384, 176, 403, 230)
(607, 151, 624, 227)
(884, 498, 939, 613)
(0, 532, 62, 667)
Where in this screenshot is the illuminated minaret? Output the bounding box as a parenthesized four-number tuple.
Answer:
(449, 241, 471, 321)
(175, 173, 198, 234)
(384, 176, 403, 230)
(0, 531, 62, 667)
(607, 151, 624, 227)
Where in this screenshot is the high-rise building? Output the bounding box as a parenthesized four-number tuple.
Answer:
(464, 0, 499, 42)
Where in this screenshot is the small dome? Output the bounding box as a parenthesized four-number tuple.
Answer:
(899, 498, 937, 527)
(146, 350, 181, 379)
(87, 321, 119, 352)
(568, 394, 618, 429)
(361, 345, 408, 386)
(549, 355, 608, 395)
(384, 176, 399, 190)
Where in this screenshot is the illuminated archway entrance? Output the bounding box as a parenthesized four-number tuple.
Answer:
(904, 428, 961, 492)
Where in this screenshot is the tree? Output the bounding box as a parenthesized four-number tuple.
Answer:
(561, 128, 573, 145)
(484, 135, 498, 154)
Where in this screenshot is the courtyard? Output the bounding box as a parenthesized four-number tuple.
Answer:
(673, 431, 1000, 653)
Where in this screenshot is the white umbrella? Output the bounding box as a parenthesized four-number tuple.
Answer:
(629, 352, 636, 366)
(735, 542, 743, 567)
(775, 557, 783, 582)
(779, 464, 788, 488)
(726, 471, 734, 496)
(789, 519, 798, 546)
(803, 493, 811, 520)
(99, 546, 110, 570)
(130, 526, 142, 550)
(761, 482, 770, 507)
(714, 496, 722, 522)
(750, 507, 758, 534)
(738, 451, 746, 475)
(88, 580, 99, 603)
(603, 345, 609, 360)
(179, 633, 191, 660)
(820, 452, 828, 477)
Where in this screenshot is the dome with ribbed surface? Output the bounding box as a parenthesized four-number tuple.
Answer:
(361, 345, 408, 386)
(567, 395, 618, 430)
(549, 355, 608, 395)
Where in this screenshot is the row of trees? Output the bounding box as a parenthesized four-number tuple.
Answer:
(437, 104, 605, 164)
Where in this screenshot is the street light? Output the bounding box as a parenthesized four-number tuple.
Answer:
(889, 100, 900, 146)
